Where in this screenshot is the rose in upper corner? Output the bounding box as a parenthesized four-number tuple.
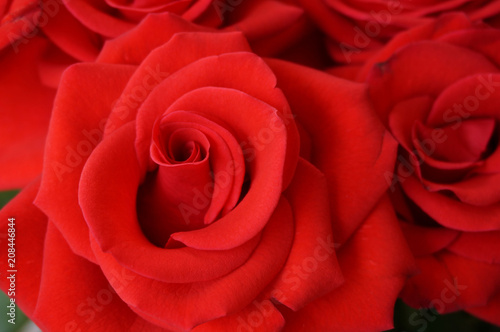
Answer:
(365, 13, 500, 326)
(297, 0, 500, 65)
(0, 13, 414, 332)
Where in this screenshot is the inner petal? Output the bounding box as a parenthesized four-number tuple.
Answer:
(137, 111, 245, 247)
(139, 128, 213, 247)
(414, 117, 496, 163)
(166, 128, 207, 163)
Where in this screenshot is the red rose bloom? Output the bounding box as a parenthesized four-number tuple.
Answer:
(366, 13, 500, 326)
(0, 0, 309, 190)
(298, 0, 500, 65)
(0, 13, 414, 331)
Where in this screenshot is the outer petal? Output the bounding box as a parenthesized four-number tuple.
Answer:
(267, 58, 398, 245)
(224, 0, 306, 56)
(34, 62, 136, 261)
(268, 158, 343, 310)
(32, 223, 162, 332)
(401, 175, 500, 231)
(193, 293, 285, 332)
(467, 292, 500, 326)
(400, 222, 460, 257)
(356, 13, 474, 81)
(0, 38, 55, 189)
(103, 30, 252, 133)
(97, 13, 211, 65)
(0, 178, 47, 318)
(63, 0, 135, 38)
(447, 231, 500, 264)
(402, 252, 500, 313)
(90, 198, 294, 331)
(283, 195, 416, 332)
(41, 0, 102, 61)
(367, 41, 498, 124)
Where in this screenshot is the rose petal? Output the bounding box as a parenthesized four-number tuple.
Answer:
(367, 41, 498, 123)
(0, 0, 41, 49)
(447, 231, 500, 264)
(63, 0, 135, 38)
(466, 291, 500, 326)
(0, 178, 47, 317)
(90, 197, 294, 331)
(283, 195, 416, 331)
(439, 28, 500, 66)
(268, 158, 343, 311)
(102, 30, 252, 133)
(41, 0, 101, 61)
(32, 223, 162, 331)
(423, 172, 500, 207)
(400, 222, 460, 257)
(426, 74, 500, 127)
(193, 293, 285, 332)
(357, 13, 474, 81)
(35, 63, 135, 261)
(97, 13, 211, 64)
(0, 38, 55, 190)
(388, 95, 434, 151)
(224, 0, 305, 56)
(267, 58, 398, 245)
(400, 255, 462, 313)
(415, 118, 495, 163)
(439, 251, 500, 310)
(401, 175, 500, 231)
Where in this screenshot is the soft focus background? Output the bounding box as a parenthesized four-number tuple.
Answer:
(1, 191, 499, 332)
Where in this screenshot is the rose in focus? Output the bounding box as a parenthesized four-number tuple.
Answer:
(0, 13, 414, 331)
(366, 13, 500, 326)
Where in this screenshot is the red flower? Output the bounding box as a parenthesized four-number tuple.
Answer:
(366, 13, 500, 326)
(0, 14, 414, 331)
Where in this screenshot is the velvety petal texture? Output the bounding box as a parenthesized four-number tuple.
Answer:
(0, 178, 47, 318)
(299, 0, 500, 64)
(0, 1, 311, 194)
(366, 14, 500, 321)
(1, 12, 413, 332)
(0, 37, 55, 189)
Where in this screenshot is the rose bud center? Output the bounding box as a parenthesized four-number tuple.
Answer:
(136, 110, 246, 248)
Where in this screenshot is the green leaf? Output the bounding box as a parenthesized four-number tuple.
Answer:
(0, 292, 29, 332)
(386, 299, 500, 332)
(0, 191, 19, 209)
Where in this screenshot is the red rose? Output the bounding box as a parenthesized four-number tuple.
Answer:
(298, 0, 500, 65)
(0, 13, 414, 331)
(366, 13, 500, 326)
(0, 0, 308, 190)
